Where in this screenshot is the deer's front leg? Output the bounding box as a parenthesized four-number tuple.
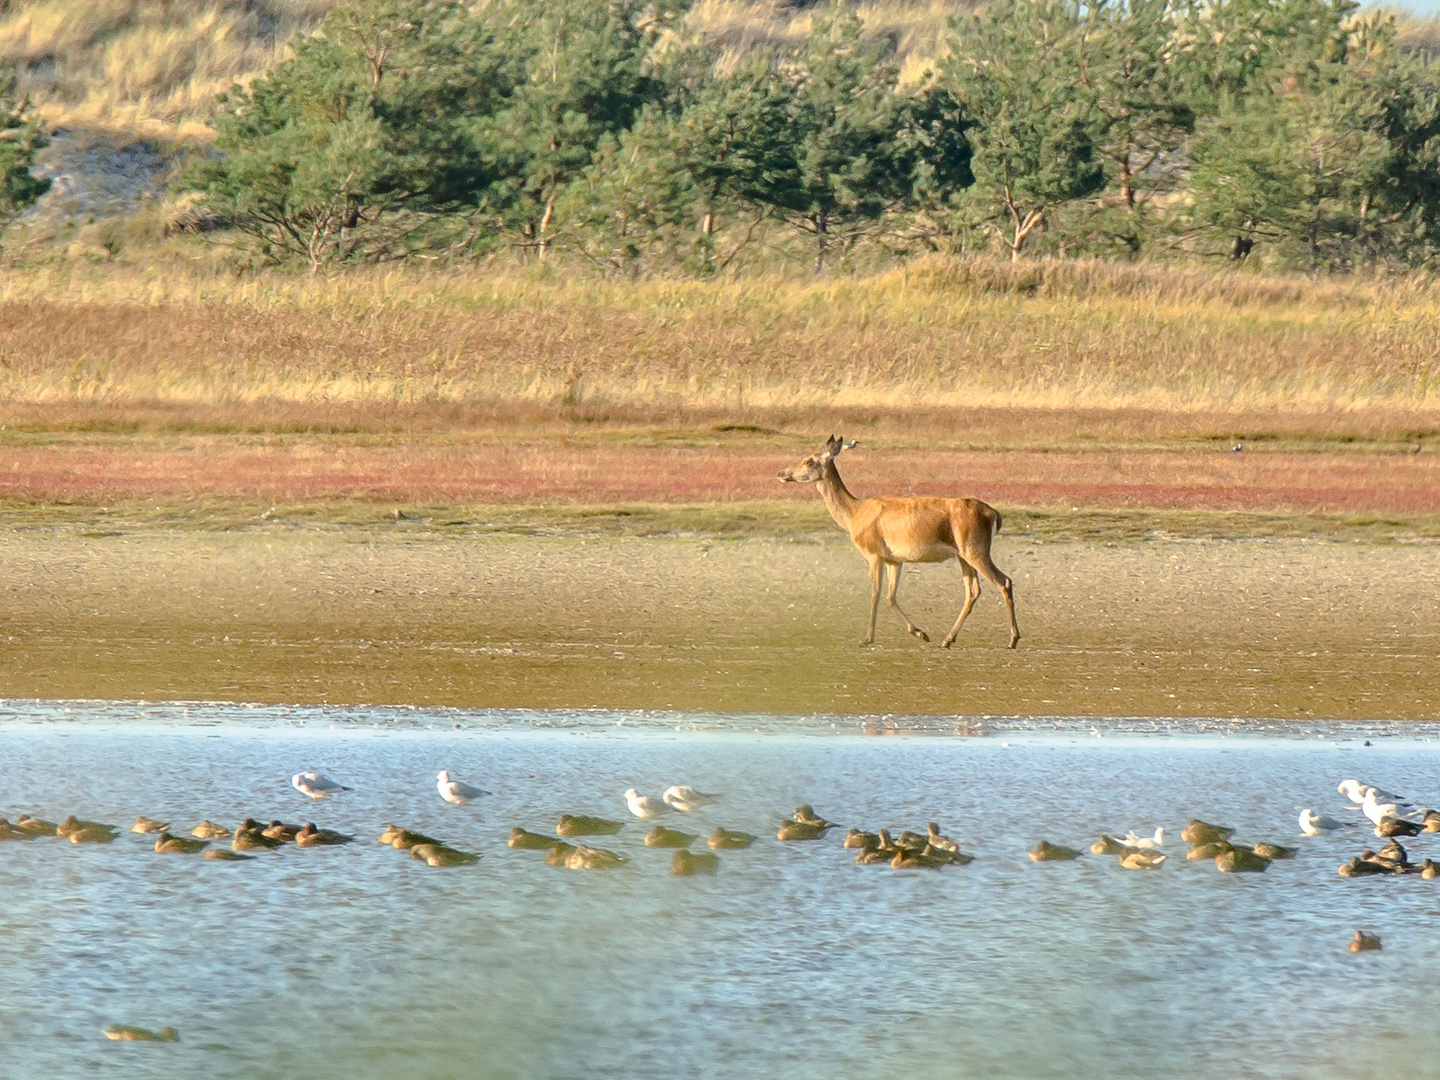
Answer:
(863, 557, 884, 645)
(886, 563, 929, 642)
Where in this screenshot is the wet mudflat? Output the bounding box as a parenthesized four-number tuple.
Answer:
(2, 712, 1439, 1080)
(0, 531, 1435, 719)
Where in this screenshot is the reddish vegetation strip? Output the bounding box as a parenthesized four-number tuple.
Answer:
(0, 442, 1436, 514)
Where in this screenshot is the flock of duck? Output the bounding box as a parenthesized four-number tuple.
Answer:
(4, 772, 1431, 893)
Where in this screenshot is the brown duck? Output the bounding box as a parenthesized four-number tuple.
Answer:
(671, 850, 719, 876)
(707, 828, 757, 850)
(1348, 930, 1382, 952)
(15, 815, 59, 837)
(1029, 840, 1082, 862)
(154, 832, 209, 854)
(1181, 820, 1234, 845)
(565, 844, 627, 869)
(1186, 841, 1233, 861)
(1216, 848, 1270, 873)
(295, 823, 353, 847)
(509, 828, 561, 850)
(203, 849, 254, 862)
(645, 826, 697, 849)
(131, 817, 171, 834)
(191, 821, 231, 839)
(410, 843, 480, 867)
(544, 841, 578, 866)
(556, 815, 625, 838)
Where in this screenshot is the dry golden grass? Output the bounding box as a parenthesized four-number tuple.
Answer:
(0, 257, 1436, 442)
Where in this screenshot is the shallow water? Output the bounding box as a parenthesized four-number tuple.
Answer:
(3, 704, 1440, 1080)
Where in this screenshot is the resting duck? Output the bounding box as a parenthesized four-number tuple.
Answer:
(927, 822, 960, 852)
(844, 829, 880, 850)
(1373, 840, 1410, 870)
(671, 851, 719, 876)
(409, 843, 480, 867)
(1421, 859, 1439, 879)
(1181, 820, 1234, 845)
(191, 821, 231, 839)
(556, 815, 625, 838)
(707, 828, 757, 850)
(1252, 842, 1296, 860)
(232, 823, 284, 851)
(387, 828, 442, 851)
(544, 842, 577, 866)
(777, 820, 836, 842)
(131, 817, 171, 834)
(203, 849, 254, 862)
(1216, 848, 1270, 873)
(295, 823, 354, 847)
(644, 826, 697, 849)
(564, 844, 627, 870)
(15, 815, 59, 837)
(1348, 930, 1382, 952)
(1119, 850, 1166, 871)
(1338, 854, 1391, 877)
(103, 1025, 178, 1042)
(262, 821, 302, 843)
(1092, 836, 1137, 856)
(59, 816, 117, 841)
(509, 828, 561, 850)
(891, 848, 951, 870)
(791, 805, 836, 828)
(1375, 816, 1422, 838)
(1187, 841, 1233, 861)
(1029, 841, 1082, 862)
(0, 819, 34, 841)
(154, 832, 209, 854)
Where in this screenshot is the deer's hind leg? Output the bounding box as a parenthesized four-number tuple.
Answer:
(941, 558, 981, 649)
(885, 562, 929, 642)
(963, 544, 1020, 649)
(863, 556, 884, 645)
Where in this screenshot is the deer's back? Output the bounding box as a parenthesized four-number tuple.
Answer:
(849, 496, 999, 563)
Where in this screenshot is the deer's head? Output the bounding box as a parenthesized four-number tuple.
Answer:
(777, 435, 857, 483)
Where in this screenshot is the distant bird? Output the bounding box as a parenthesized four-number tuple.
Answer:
(1216, 848, 1270, 873)
(1299, 809, 1349, 835)
(1375, 816, 1423, 838)
(556, 815, 624, 838)
(293, 771, 352, 799)
(777, 819, 837, 841)
(437, 771, 490, 805)
(644, 826, 697, 848)
(295, 823, 354, 847)
(131, 816, 170, 834)
(1231, 442, 1244, 453)
(104, 1025, 178, 1042)
(927, 822, 960, 853)
(1348, 930, 1382, 952)
(1122, 827, 1164, 850)
(191, 820, 231, 839)
(409, 843, 480, 867)
(1093, 835, 1138, 856)
(565, 844, 627, 870)
(624, 788, 670, 819)
(1252, 842, 1296, 860)
(662, 786, 721, 813)
(1187, 841, 1233, 860)
(203, 849, 253, 862)
(509, 828, 562, 850)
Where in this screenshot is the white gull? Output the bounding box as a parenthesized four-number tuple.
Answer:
(1122, 827, 1164, 850)
(1299, 809, 1350, 835)
(662, 786, 721, 813)
(437, 770, 491, 805)
(292, 771, 352, 799)
(624, 788, 671, 819)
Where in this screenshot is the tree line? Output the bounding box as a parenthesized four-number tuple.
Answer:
(7, 0, 1440, 273)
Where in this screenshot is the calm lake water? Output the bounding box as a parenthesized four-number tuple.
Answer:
(3, 702, 1439, 1080)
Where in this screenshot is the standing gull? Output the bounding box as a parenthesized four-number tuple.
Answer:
(437, 771, 491, 805)
(293, 772, 353, 799)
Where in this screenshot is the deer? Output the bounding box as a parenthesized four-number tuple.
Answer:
(778, 435, 1019, 649)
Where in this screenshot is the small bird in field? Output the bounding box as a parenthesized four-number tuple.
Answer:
(292, 771, 352, 799)
(662, 786, 721, 813)
(437, 771, 490, 805)
(624, 788, 670, 819)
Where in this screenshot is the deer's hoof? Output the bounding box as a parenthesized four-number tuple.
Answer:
(1008, 636, 1021, 650)
(941, 638, 954, 650)
(913, 629, 929, 643)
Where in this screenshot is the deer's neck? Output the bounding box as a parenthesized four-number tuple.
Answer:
(817, 459, 860, 532)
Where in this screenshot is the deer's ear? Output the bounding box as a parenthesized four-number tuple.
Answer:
(824, 434, 843, 455)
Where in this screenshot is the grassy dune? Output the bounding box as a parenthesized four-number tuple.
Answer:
(0, 258, 1436, 441)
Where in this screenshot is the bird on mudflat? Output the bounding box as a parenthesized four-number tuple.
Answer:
(437, 771, 491, 805)
(624, 788, 671, 819)
(662, 786, 721, 813)
(293, 771, 353, 799)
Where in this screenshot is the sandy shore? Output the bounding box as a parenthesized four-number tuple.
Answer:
(1, 529, 1435, 720)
